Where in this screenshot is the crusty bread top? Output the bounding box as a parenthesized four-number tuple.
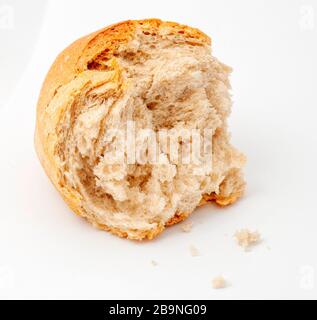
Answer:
(36, 19, 210, 119)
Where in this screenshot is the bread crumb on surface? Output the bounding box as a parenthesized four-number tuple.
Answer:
(212, 276, 227, 289)
(181, 222, 193, 233)
(189, 245, 200, 257)
(151, 260, 158, 267)
(234, 229, 261, 249)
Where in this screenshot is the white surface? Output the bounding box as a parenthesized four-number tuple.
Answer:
(0, 0, 317, 300)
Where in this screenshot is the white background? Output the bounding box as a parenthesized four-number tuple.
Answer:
(0, 0, 316, 300)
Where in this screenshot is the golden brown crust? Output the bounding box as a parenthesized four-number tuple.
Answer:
(166, 212, 189, 227)
(34, 19, 241, 241)
(92, 220, 165, 241)
(201, 192, 244, 207)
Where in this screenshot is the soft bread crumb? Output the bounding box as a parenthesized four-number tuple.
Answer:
(212, 276, 227, 289)
(189, 245, 200, 257)
(151, 260, 158, 266)
(234, 229, 261, 249)
(181, 222, 193, 233)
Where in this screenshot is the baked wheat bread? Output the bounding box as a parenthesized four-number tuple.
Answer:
(35, 19, 246, 240)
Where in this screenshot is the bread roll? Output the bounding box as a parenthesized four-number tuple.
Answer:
(35, 19, 246, 240)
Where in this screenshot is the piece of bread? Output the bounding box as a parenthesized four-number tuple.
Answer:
(35, 19, 246, 240)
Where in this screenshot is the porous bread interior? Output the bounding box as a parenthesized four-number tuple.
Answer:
(53, 25, 245, 238)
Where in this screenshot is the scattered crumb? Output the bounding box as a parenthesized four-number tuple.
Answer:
(181, 222, 193, 233)
(212, 276, 227, 289)
(189, 245, 200, 257)
(150, 260, 158, 267)
(234, 229, 261, 249)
